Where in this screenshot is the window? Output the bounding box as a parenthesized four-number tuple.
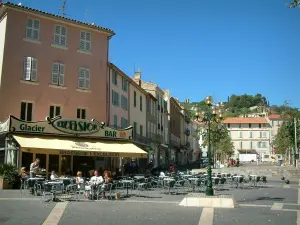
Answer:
(140, 96, 143, 111)
(140, 125, 143, 137)
(121, 95, 128, 110)
(133, 91, 137, 107)
(113, 115, 118, 128)
(259, 132, 262, 138)
(240, 142, 243, 149)
(263, 132, 267, 138)
(112, 70, 117, 85)
(122, 77, 128, 92)
(227, 124, 230, 128)
(54, 25, 67, 46)
(112, 90, 119, 106)
(78, 67, 90, 89)
(249, 123, 251, 128)
(146, 98, 150, 113)
(23, 57, 38, 81)
(20, 102, 33, 121)
(52, 63, 65, 86)
(239, 132, 243, 138)
(77, 108, 86, 119)
(26, 18, 40, 40)
(250, 141, 253, 149)
(79, 31, 91, 52)
(49, 105, 61, 118)
(257, 142, 262, 148)
(249, 131, 252, 138)
(259, 123, 262, 128)
(239, 124, 241, 128)
(262, 142, 267, 148)
(133, 122, 137, 136)
(121, 118, 128, 128)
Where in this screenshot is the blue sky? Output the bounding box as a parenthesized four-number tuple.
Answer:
(12, 0, 300, 107)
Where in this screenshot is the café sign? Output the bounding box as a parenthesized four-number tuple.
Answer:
(52, 118, 100, 135)
(7, 115, 132, 140)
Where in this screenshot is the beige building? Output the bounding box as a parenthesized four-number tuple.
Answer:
(108, 63, 129, 129)
(223, 117, 271, 161)
(268, 114, 284, 145)
(130, 69, 147, 145)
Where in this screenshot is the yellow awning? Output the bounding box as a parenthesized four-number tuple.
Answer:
(13, 135, 148, 158)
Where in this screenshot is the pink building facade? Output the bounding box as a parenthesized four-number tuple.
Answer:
(0, 2, 114, 122)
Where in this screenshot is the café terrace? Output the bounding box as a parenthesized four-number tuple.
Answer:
(0, 115, 148, 177)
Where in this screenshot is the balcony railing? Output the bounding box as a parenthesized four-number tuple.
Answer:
(147, 132, 163, 144)
(133, 133, 150, 145)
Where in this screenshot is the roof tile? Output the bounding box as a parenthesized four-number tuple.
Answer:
(223, 117, 269, 124)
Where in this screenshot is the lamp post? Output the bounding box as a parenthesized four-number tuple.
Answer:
(194, 96, 225, 196)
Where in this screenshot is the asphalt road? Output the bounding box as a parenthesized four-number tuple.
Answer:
(0, 177, 298, 225)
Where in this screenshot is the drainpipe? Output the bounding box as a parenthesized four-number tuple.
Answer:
(106, 36, 111, 125)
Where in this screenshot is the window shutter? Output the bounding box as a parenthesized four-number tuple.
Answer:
(52, 63, 59, 84)
(80, 31, 85, 50)
(59, 63, 65, 86)
(23, 57, 32, 80)
(85, 69, 90, 89)
(54, 25, 60, 44)
(33, 20, 40, 40)
(26, 18, 33, 38)
(86, 32, 91, 51)
(61, 26, 67, 46)
(31, 58, 37, 81)
(78, 68, 85, 88)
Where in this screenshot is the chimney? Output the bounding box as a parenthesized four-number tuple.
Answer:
(133, 67, 141, 86)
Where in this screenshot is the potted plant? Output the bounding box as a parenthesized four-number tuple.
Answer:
(0, 164, 18, 189)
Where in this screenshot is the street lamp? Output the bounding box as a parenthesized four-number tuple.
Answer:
(194, 96, 225, 196)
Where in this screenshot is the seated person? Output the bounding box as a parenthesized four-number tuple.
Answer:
(76, 171, 84, 188)
(20, 167, 29, 178)
(89, 170, 104, 185)
(104, 171, 112, 183)
(159, 171, 166, 177)
(50, 170, 59, 180)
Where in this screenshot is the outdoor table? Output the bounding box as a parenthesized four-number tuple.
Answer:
(162, 178, 175, 194)
(134, 176, 145, 180)
(28, 178, 45, 195)
(121, 180, 134, 197)
(232, 175, 243, 188)
(45, 181, 64, 202)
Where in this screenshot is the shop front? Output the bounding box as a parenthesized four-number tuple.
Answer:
(0, 116, 147, 177)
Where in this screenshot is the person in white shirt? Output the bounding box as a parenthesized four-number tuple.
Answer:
(159, 171, 166, 177)
(89, 170, 104, 185)
(30, 158, 40, 178)
(50, 170, 59, 180)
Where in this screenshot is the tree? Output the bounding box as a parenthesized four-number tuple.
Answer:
(288, 0, 300, 8)
(273, 123, 292, 155)
(202, 122, 234, 163)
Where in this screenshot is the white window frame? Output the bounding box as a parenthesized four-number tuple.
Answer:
(52, 62, 65, 86)
(49, 105, 62, 118)
(26, 18, 40, 40)
(79, 30, 91, 52)
(54, 25, 67, 46)
(77, 108, 87, 119)
(23, 57, 38, 81)
(78, 67, 90, 89)
(20, 101, 34, 121)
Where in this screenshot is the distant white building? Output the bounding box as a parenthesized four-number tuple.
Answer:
(223, 117, 272, 161)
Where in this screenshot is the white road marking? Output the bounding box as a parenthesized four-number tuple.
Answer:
(297, 211, 300, 224)
(198, 208, 214, 225)
(270, 203, 284, 210)
(42, 202, 68, 225)
(240, 204, 272, 208)
(0, 198, 40, 201)
(298, 187, 300, 204)
(283, 184, 291, 188)
(95, 199, 181, 204)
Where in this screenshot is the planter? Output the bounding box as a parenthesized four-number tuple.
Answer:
(0, 176, 13, 189)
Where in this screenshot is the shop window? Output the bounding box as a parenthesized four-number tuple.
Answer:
(61, 155, 72, 175)
(49, 155, 59, 173)
(36, 154, 46, 170)
(20, 102, 33, 121)
(49, 105, 61, 118)
(77, 108, 86, 119)
(21, 152, 33, 172)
